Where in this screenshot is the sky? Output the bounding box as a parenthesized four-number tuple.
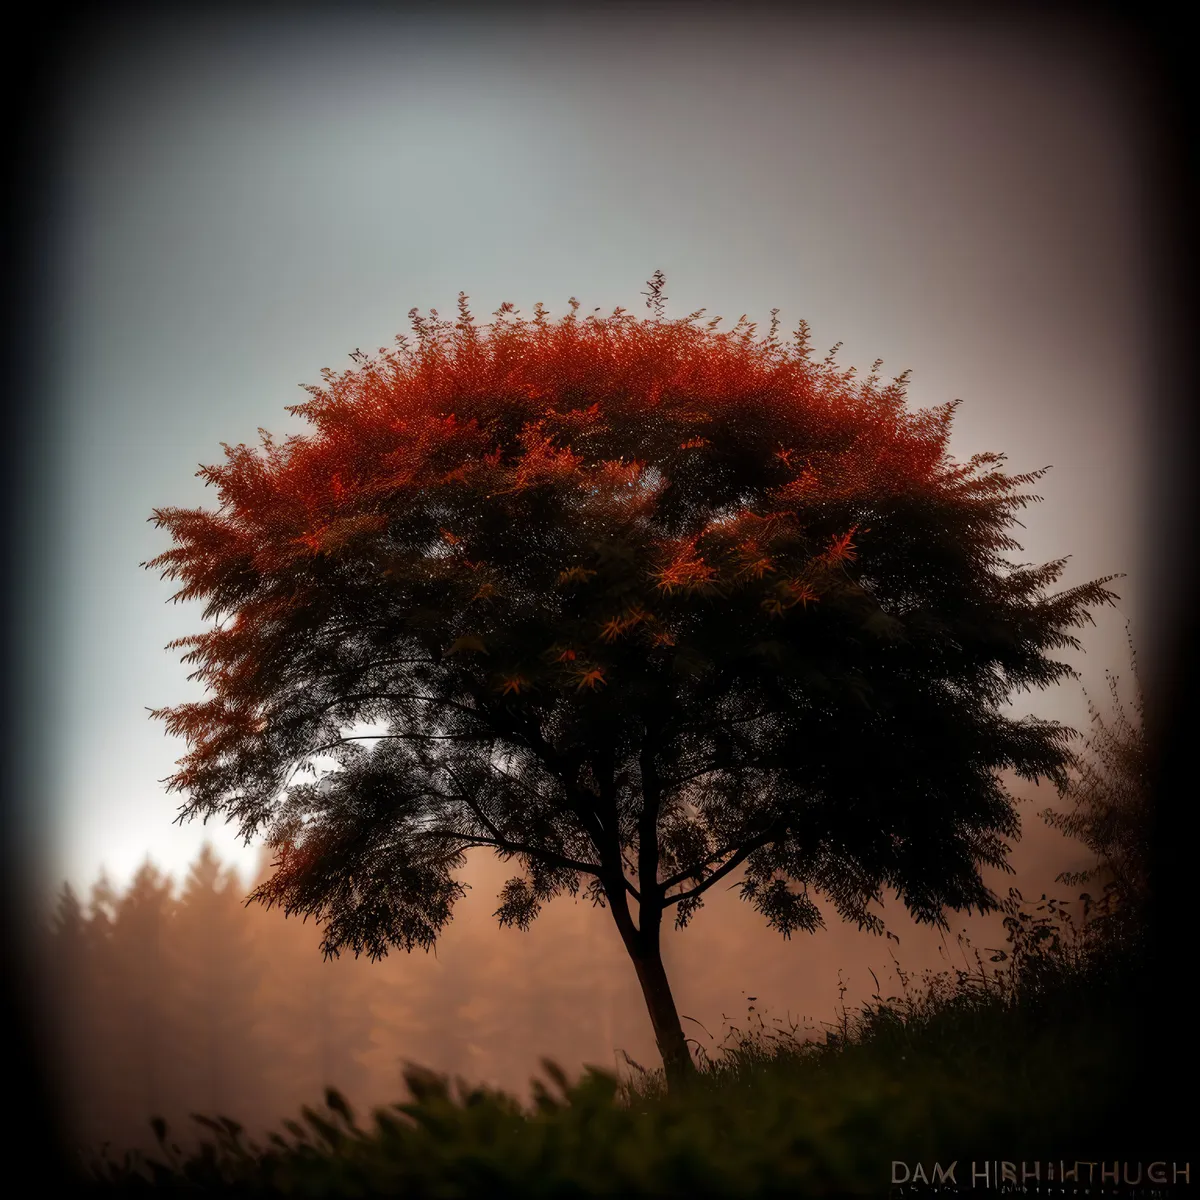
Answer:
(25, 7, 1155, 915)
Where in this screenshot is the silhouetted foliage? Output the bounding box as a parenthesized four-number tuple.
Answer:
(144, 275, 1120, 1086)
(105, 863, 181, 1134)
(1041, 623, 1153, 948)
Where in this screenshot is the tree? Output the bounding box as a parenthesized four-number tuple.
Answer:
(145, 274, 1120, 1088)
(1041, 623, 1152, 944)
(44, 884, 99, 1146)
(101, 861, 181, 1141)
(74, 871, 126, 1150)
(170, 844, 270, 1125)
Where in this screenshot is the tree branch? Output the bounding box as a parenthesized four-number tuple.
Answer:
(466, 689, 613, 855)
(638, 740, 664, 905)
(661, 705, 773, 744)
(445, 757, 643, 902)
(658, 837, 743, 894)
(410, 827, 603, 878)
(439, 762, 506, 844)
(307, 690, 489, 727)
(660, 823, 787, 907)
(306, 731, 491, 757)
(660, 762, 722, 791)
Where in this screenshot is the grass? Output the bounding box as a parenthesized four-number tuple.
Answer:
(69, 892, 1165, 1197)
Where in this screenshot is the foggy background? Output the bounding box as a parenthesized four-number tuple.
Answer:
(17, 5, 1159, 1156)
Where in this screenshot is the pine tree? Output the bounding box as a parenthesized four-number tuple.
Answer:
(170, 843, 270, 1127)
(44, 884, 103, 1149)
(101, 861, 181, 1148)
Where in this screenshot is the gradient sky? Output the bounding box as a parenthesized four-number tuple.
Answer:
(31, 8, 1153, 911)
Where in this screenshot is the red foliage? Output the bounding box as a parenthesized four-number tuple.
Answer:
(145, 286, 974, 811)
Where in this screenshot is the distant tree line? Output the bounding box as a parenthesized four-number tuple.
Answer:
(40, 845, 638, 1158)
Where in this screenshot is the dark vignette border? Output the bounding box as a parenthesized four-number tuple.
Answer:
(2, 0, 1193, 1188)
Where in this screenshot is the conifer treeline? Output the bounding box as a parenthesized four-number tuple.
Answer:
(39, 844, 655, 1158)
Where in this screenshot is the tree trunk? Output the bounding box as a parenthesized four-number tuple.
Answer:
(626, 937, 695, 1091)
(605, 886, 696, 1091)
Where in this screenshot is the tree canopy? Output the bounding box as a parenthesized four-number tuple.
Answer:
(146, 274, 1120, 1085)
